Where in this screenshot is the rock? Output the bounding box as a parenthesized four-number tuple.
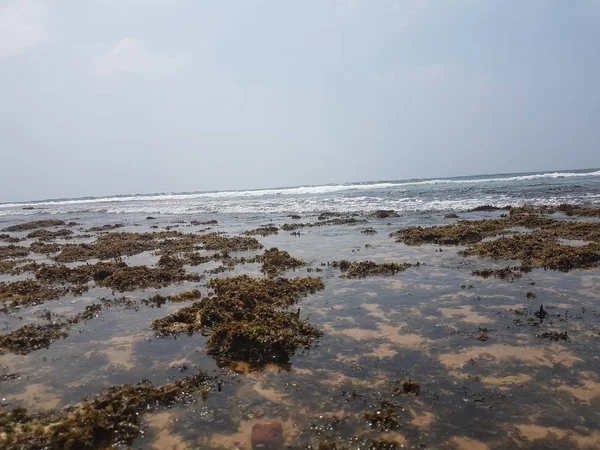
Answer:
(146, 216, 157, 220)
(251, 422, 284, 449)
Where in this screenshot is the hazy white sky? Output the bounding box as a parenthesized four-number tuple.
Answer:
(0, 0, 598, 202)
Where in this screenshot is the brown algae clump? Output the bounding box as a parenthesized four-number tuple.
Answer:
(243, 226, 279, 237)
(0, 373, 209, 449)
(3, 220, 66, 232)
(462, 234, 600, 271)
(471, 266, 525, 281)
(281, 217, 366, 231)
(26, 229, 73, 240)
(141, 290, 202, 308)
(0, 280, 67, 311)
(35, 261, 200, 292)
(0, 323, 68, 355)
(331, 260, 412, 278)
(391, 216, 550, 246)
(259, 248, 305, 277)
(360, 227, 378, 234)
(364, 402, 400, 430)
(153, 275, 324, 366)
(370, 210, 400, 219)
(53, 231, 263, 263)
(0, 246, 29, 260)
(0, 304, 103, 355)
(392, 211, 600, 271)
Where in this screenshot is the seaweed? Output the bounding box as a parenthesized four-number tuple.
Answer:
(153, 275, 324, 366)
(0, 304, 102, 355)
(26, 229, 73, 240)
(0, 234, 21, 244)
(141, 290, 202, 308)
(0, 246, 29, 260)
(331, 260, 412, 278)
(462, 235, 600, 271)
(471, 266, 524, 281)
(243, 226, 279, 237)
(29, 241, 62, 254)
(87, 224, 124, 232)
(393, 212, 600, 271)
(360, 228, 378, 235)
(0, 280, 67, 312)
(0, 373, 209, 449)
(370, 210, 399, 219)
(364, 402, 400, 430)
(35, 261, 201, 292)
(468, 205, 509, 212)
(538, 331, 568, 341)
(259, 248, 305, 277)
(281, 217, 367, 232)
(3, 220, 66, 232)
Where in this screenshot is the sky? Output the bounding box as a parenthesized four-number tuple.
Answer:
(0, 0, 599, 202)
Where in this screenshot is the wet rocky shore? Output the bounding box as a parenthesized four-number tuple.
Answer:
(1, 205, 600, 449)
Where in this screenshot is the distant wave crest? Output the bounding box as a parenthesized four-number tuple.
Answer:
(2, 169, 599, 210)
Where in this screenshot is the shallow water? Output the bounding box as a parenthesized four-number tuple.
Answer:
(1, 210, 600, 449)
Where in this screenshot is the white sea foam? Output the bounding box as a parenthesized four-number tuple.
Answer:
(0, 170, 598, 216)
(0, 170, 600, 215)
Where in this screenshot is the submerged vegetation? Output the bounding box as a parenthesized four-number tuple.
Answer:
(0, 373, 210, 449)
(259, 247, 305, 276)
(331, 260, 413, 278)
(392, 205, 600, 271)
(153, 275, 324, 366)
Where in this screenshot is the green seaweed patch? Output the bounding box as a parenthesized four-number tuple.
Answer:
(3, 220, 66, 232)
(0, 373, 209, 449)
(331, 260, 413, 278)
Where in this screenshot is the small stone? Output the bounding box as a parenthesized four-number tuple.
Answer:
(251, 422, 284, 449)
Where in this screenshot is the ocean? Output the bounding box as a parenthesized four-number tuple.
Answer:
(1, 168, 600, 217)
